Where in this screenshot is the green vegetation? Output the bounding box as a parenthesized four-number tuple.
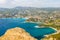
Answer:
(42, 33, 60, 40)
(42, 19, 60, 30)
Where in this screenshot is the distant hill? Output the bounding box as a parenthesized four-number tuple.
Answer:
(0, 7, 60, 15)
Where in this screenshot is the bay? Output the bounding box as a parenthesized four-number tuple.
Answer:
(0, 18, 56, 40)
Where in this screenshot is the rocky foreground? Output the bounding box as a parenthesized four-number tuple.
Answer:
(0, 27, 37, 40)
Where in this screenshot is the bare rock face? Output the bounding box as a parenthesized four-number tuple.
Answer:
(0, 27, 37, 40)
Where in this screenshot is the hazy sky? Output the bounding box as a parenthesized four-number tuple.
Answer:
(0, 0, 60, 8)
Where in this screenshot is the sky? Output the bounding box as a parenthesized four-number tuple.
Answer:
(0, 0, 60, 8)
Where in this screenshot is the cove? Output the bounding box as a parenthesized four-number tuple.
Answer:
(0, 18, 56, 40)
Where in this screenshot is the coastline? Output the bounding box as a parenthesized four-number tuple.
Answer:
(0, 18, 59, 40)
(44, 27, 58, 38)
(0, 27, 37, 40)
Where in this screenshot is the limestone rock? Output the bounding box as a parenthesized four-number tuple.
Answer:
(0, 27, 37, 40)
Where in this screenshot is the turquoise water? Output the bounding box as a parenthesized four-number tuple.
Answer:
(0, 18, 56, 40)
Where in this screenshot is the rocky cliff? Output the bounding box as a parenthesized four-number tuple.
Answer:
(0, 27, 37, 40)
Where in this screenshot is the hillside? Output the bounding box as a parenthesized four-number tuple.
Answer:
(0, 7, 60, 18)
(0, 27, 37, 40)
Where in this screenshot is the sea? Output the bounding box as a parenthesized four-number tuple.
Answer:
(0, 18, 56, 40)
